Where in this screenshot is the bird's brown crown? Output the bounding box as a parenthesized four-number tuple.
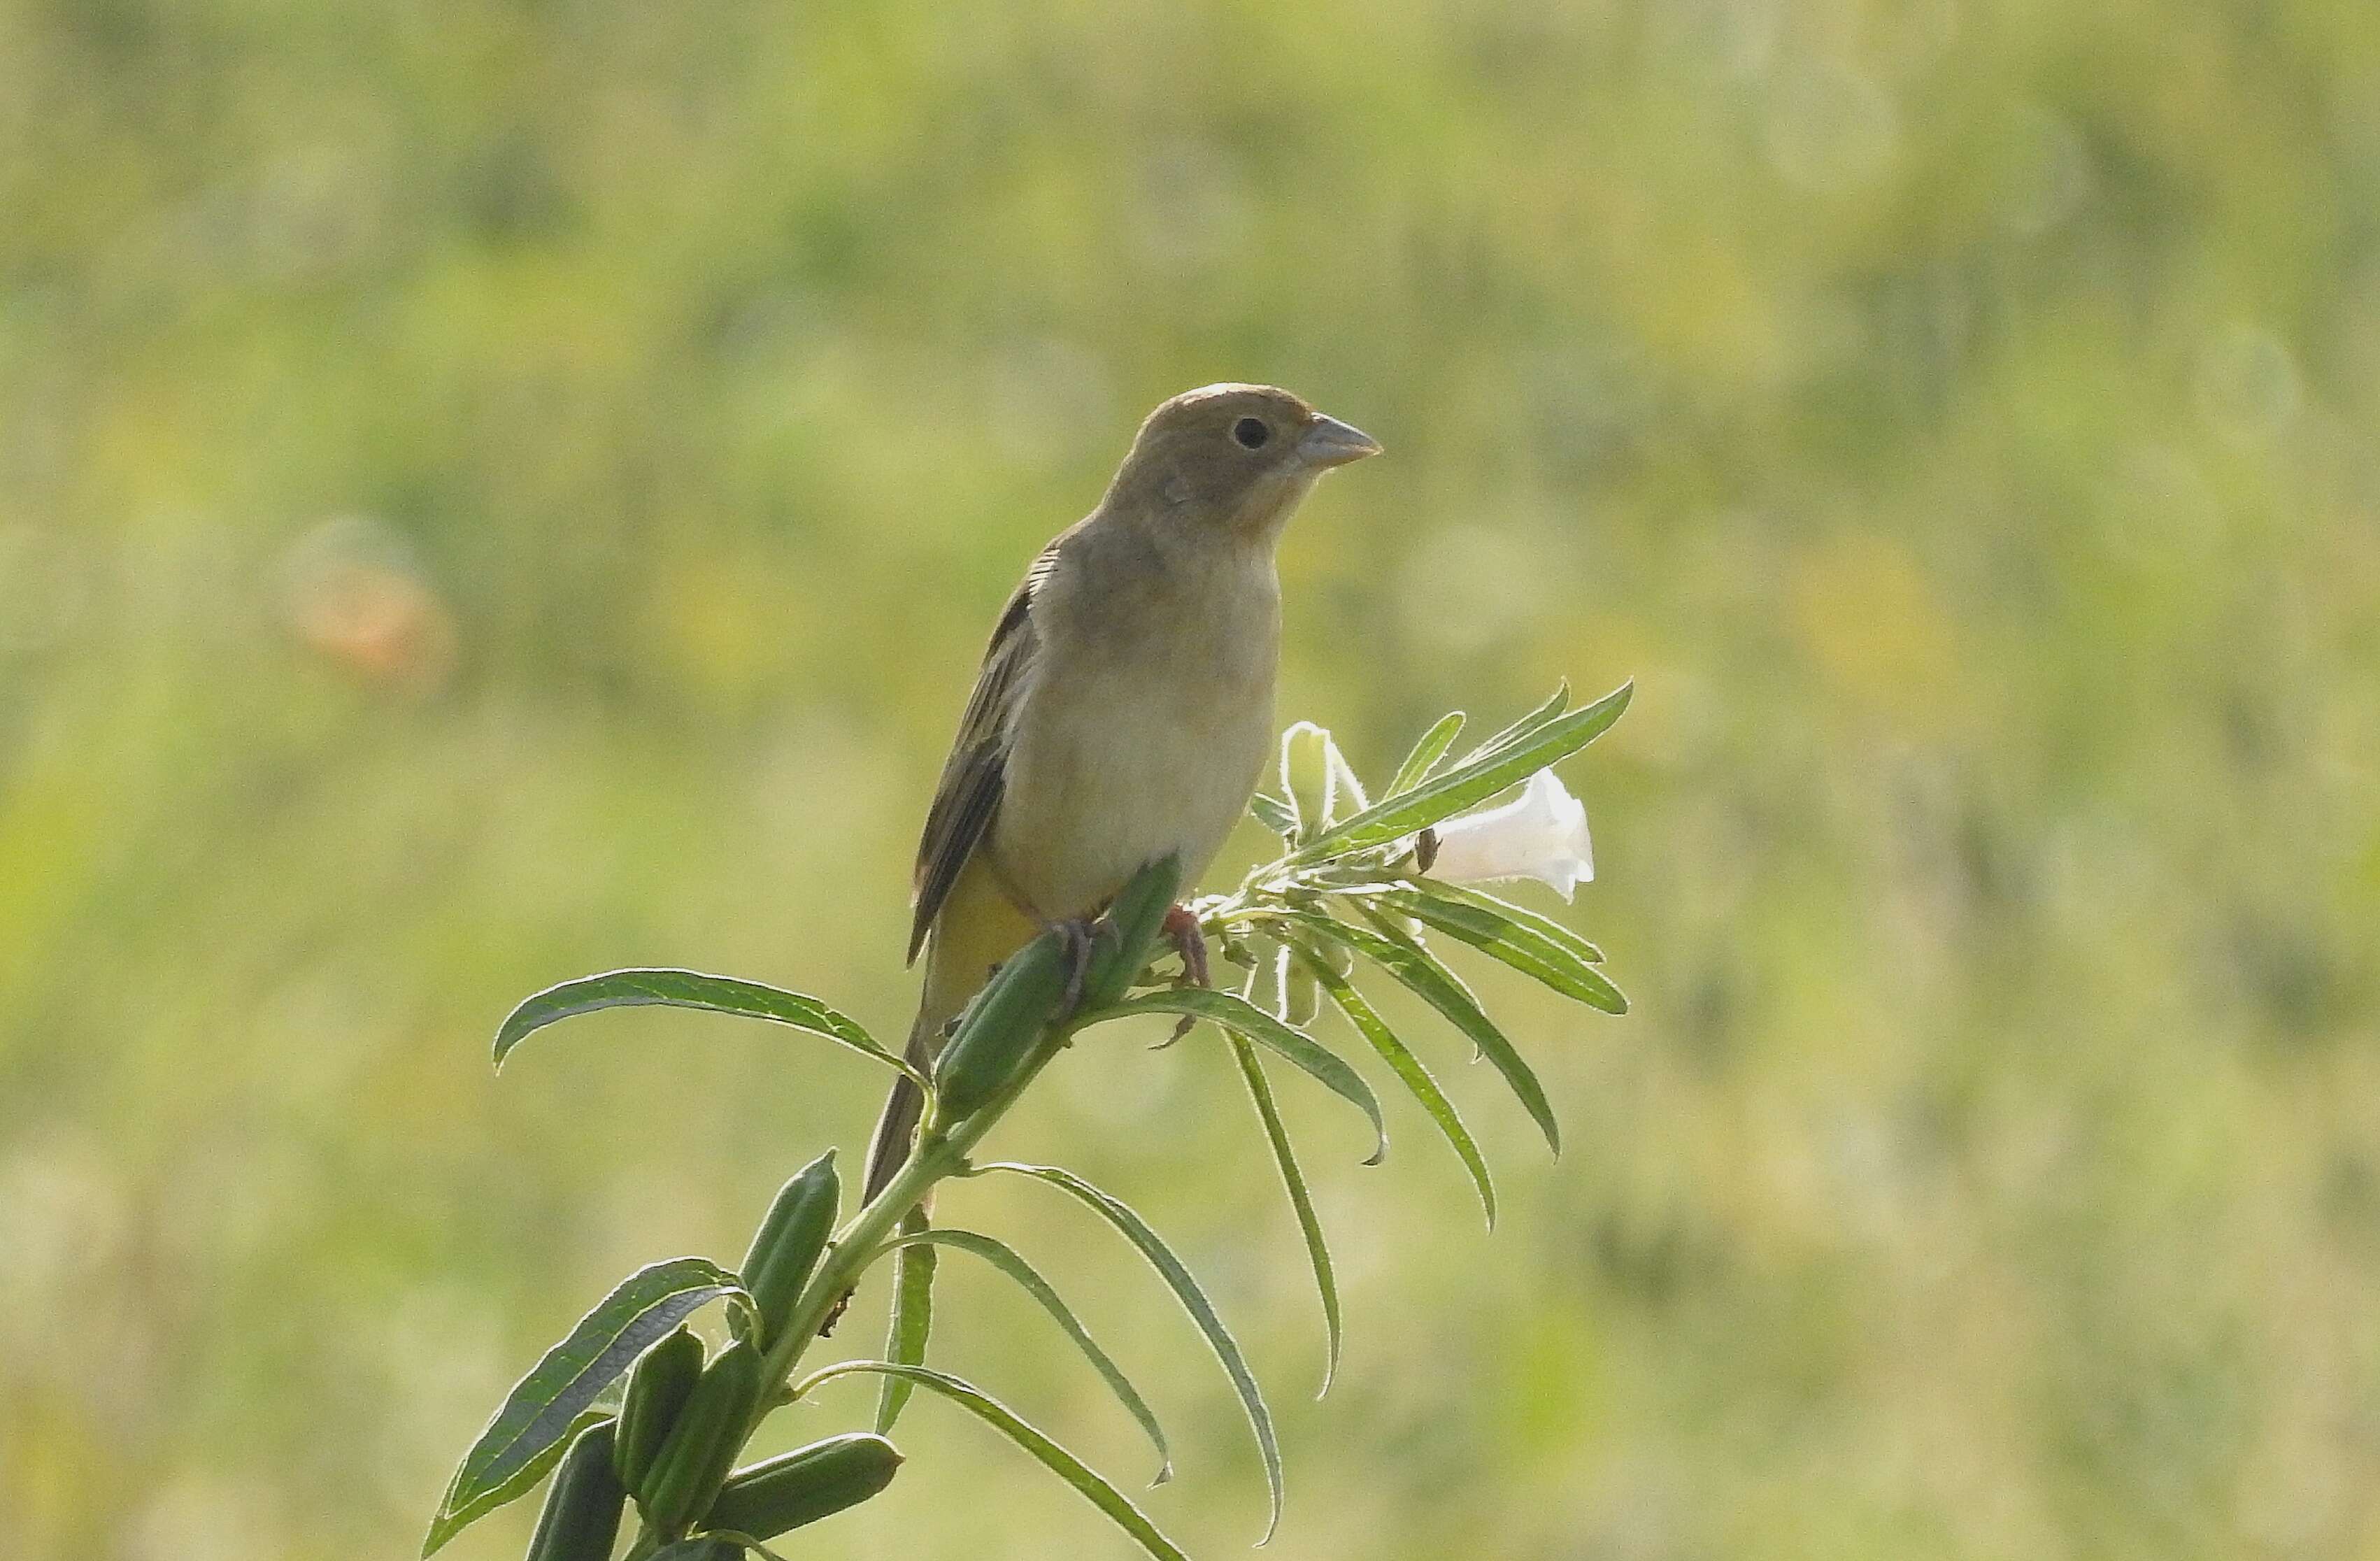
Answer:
(1102, 383, 1378, 541)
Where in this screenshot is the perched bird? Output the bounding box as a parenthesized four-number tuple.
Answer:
(862, 384, 1381, 1203)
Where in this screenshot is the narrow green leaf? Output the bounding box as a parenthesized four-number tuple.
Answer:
(971, 1162, 1284, 1543)
(1376, 888, 1627, 1013)
(876, 1209, 935, 1433)
(426, 1258, 746, 1555)
(1413, 881, 1606, 964)
(1228, 1036, 1342, 1395)
(879, 1228, 1172, 1484)
(1292, 941, 1497, 1227)
(1288, 681, 1632, 865)
(1248, 791, 1297, 836)
(420, 1406, 610, 1557)
(1275, 907, 1560, 1157)
(1455, 683, 1568, 767)
(789, 1361, 1191, 1561)
(1385, 711, 1467, 795)
(1083, 987, 1387, 1164)
(492, 969, 918, 1085)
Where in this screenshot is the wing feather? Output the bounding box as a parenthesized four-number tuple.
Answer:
(907, 543, 1057, 962)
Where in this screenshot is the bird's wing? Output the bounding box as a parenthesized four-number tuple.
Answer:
(908, 541, 1060, 964)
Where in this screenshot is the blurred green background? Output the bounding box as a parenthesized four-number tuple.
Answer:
(6, 0, 2380, 1556)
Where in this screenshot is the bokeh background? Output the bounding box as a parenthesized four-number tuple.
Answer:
(6, 0, 2380, 1556)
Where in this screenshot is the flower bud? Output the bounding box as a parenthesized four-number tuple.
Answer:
(1278, 722, 1334, 839)
(1325, 741, 1369, 817)
(1241, 935, 1287, 1020)
(1282, 962, 1320, 1028)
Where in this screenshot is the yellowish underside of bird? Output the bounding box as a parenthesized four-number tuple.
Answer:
(913, 537, 1280, 1047)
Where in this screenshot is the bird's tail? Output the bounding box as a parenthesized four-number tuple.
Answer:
(861, 1011, 938, 1206)
(861, 864, 1039, 1206)
(829, 991, 955, 1337)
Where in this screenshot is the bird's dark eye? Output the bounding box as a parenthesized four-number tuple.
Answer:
(1232, 417, 1270, 450)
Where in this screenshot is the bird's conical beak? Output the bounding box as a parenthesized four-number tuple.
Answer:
(1296, 414, 1383, 469)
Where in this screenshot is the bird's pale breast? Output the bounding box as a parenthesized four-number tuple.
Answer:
(991, 540, 1278, 919)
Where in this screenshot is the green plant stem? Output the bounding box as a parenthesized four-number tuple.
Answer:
(613, 1110, 1003, 1561)
(613, 858, 1180, 1561)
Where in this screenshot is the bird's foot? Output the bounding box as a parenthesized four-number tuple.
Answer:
(1163, 904, 1211, 987)
(1162, 904, 1209, 1042)
(1052, 914, 1098, 1029)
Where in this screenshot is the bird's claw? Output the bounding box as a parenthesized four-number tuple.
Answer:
(1054, 915, 1097, 1025)
(1162, 904, 1209, 1042)
(1163, 904, 1212, 988)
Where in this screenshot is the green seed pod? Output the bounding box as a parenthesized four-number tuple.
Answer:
(639, 1338, 763, 1537)
(738, 1150, 839, 1346)
(705, 1432, 904, 1541)
(1083, 853, 1185, 1009)
(613, 1324, 704, 1495)
(932, 932, 1071, 1120)
(525, 1419, 625, 1561)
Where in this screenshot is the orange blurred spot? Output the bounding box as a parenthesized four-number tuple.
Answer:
(278, 516, 457, 690)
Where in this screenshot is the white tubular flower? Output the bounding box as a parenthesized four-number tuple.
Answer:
(1426, 769, 1595, 900)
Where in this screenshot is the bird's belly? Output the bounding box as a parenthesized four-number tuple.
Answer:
(993, 653, 1272, 919)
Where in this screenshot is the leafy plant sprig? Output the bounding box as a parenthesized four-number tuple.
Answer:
(425, 680, 1630, 1561)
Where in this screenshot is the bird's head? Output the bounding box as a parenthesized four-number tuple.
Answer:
(1105, 384, 1381, 545)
